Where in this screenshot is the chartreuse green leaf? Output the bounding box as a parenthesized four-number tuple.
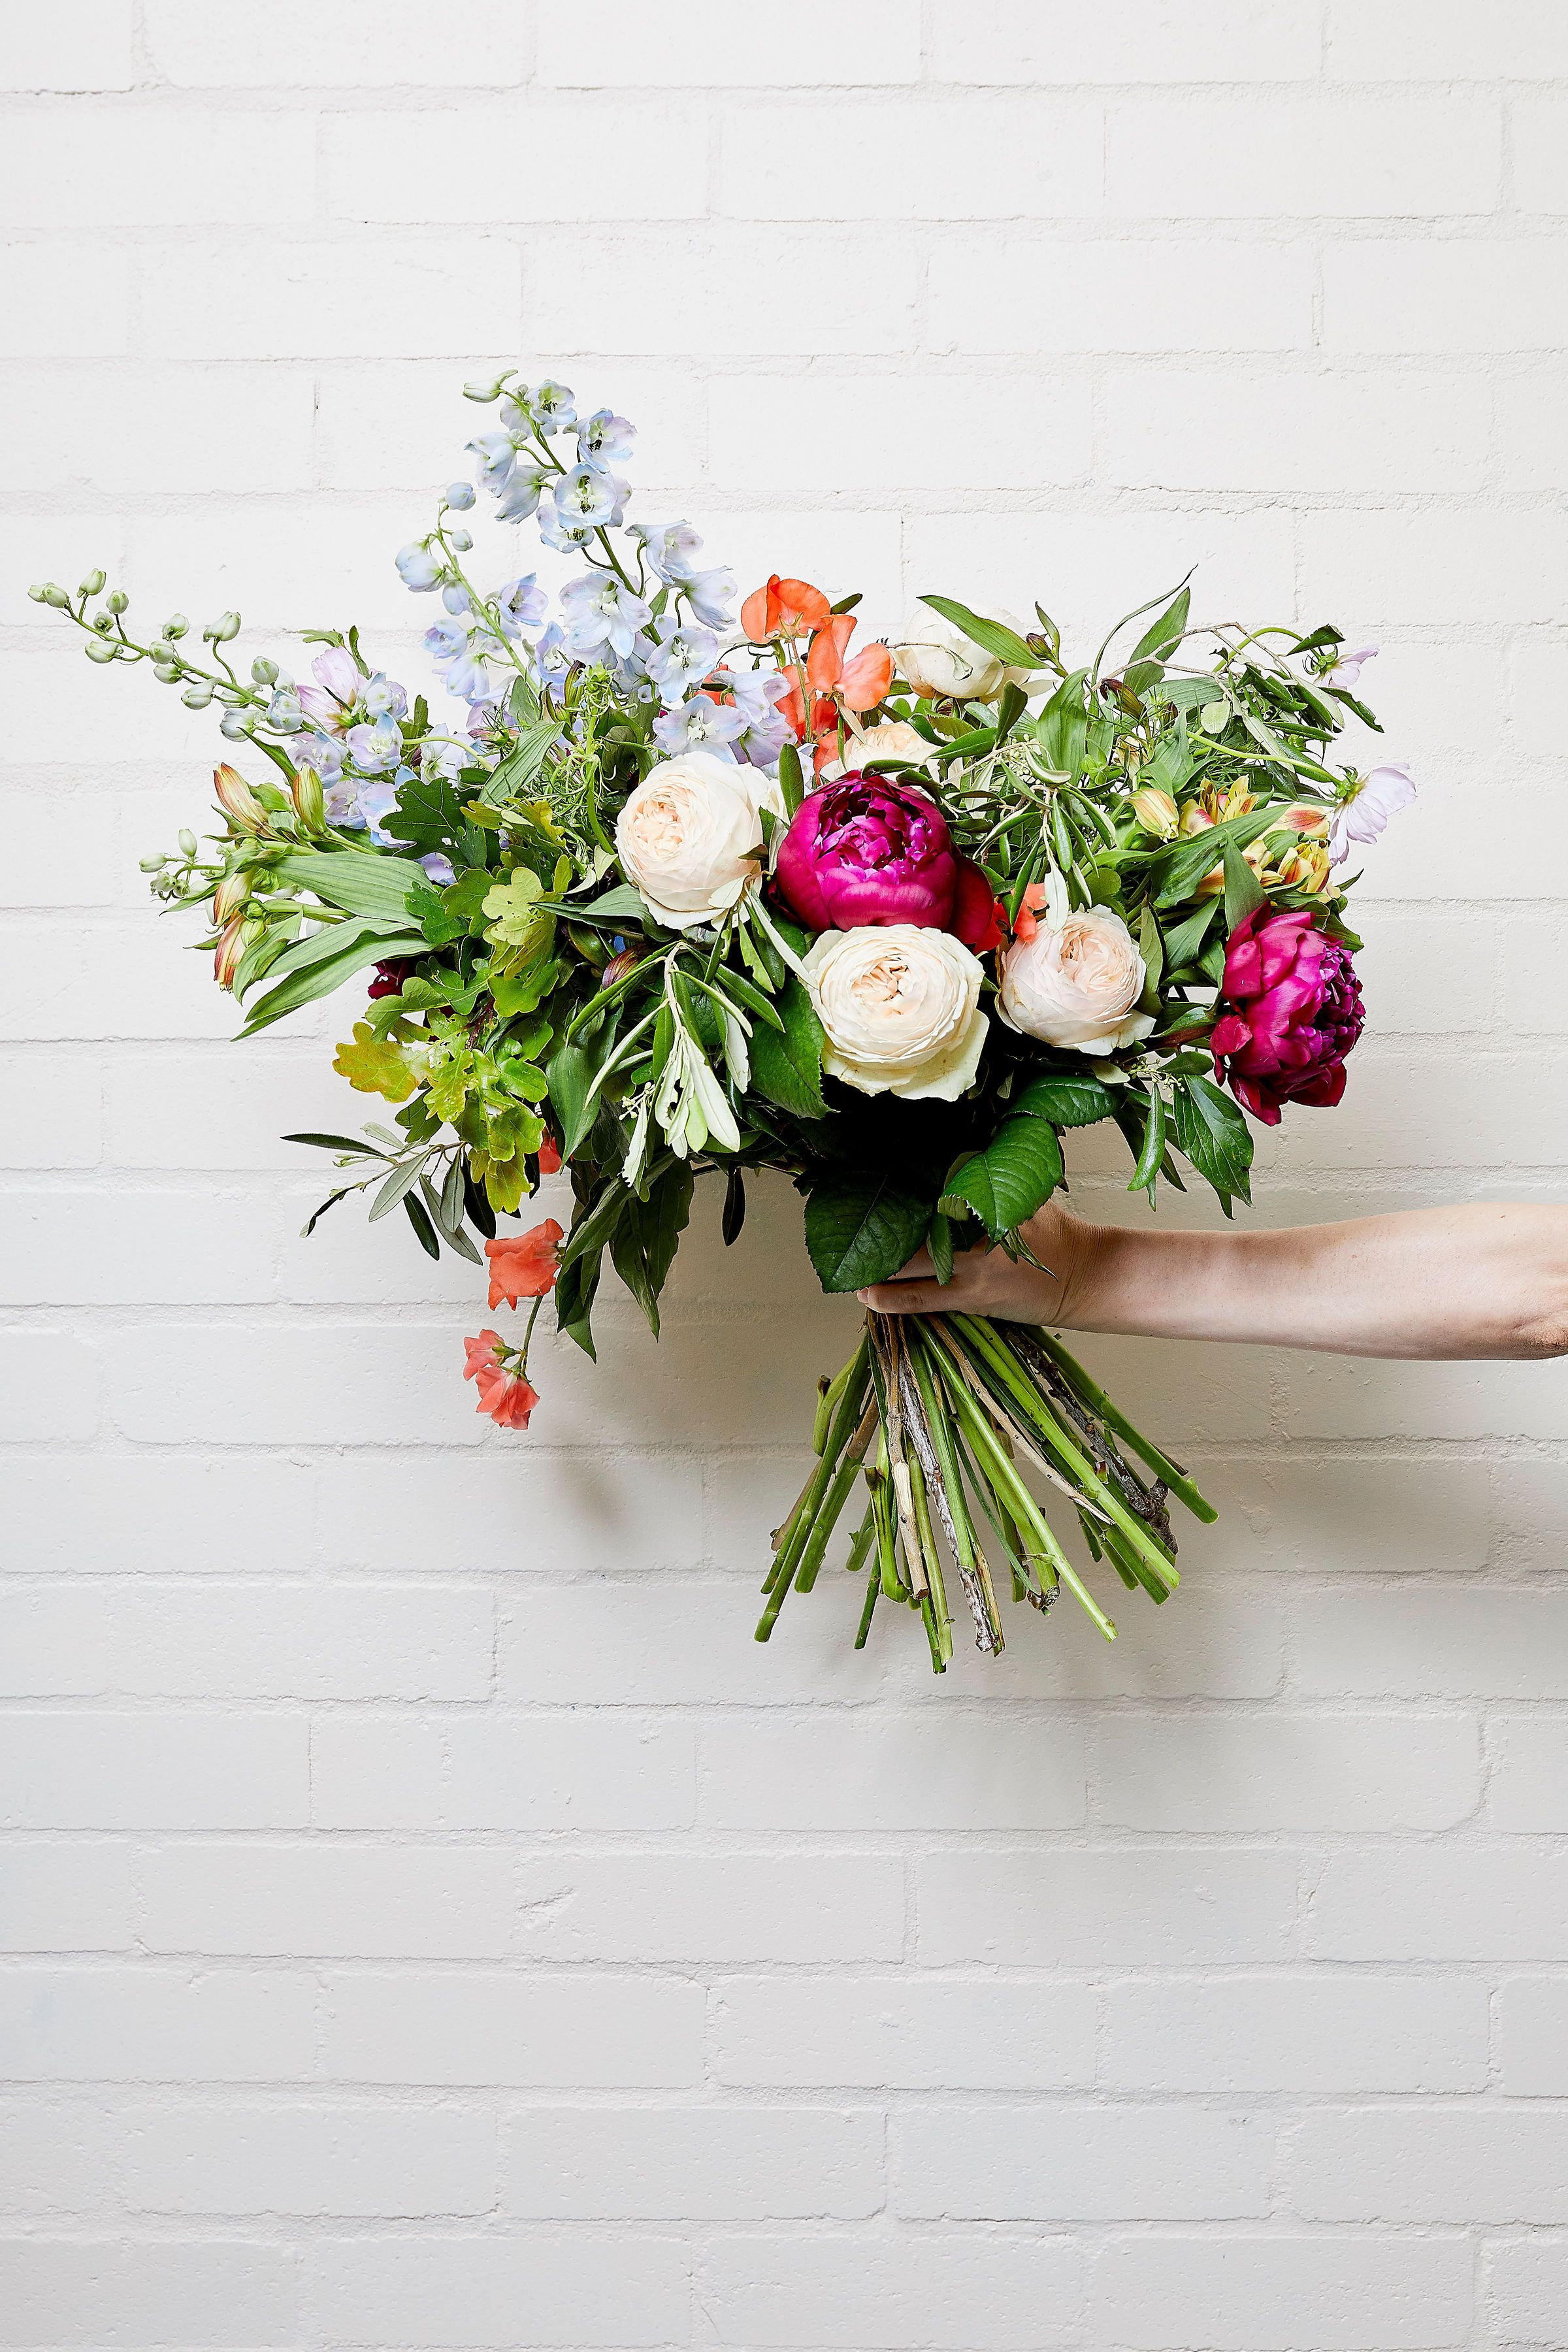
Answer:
(804, 1173, 933, 1293)
(331, 1022, 423, 1104)
(750, 977, 828, 1121)
(273, 849, 426, 922)
(945, 1116, 1064, 1242)
(1172, 1074, 1254, 1213)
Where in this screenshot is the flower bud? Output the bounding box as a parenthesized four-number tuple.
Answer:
(290, 765, 326, 834)
(220, 707, 256, 740)
(463, 372, 510, 402)
(445, 481, 476, 510)
(41, 583, 71, 609)
(27, 583, 46, 603)
(602, 947, 642, 988)
(213, 913, 246, 990)
(163, 613, 189, 639)
(78, 568, 106, 597)
(250, 655, 279, 686)
(84, 639, 118, 664)
(178, 829, 198, 858)
(1130, 785, 1179, 840)
(153, 662, 182, 683)
(213, 762, 267, 835)
(1276, 841, 1332, 895)
(105, 589, 128, 614)
(204, 610, 242, 644)
(212, 868, 250, 922)
(448, 528, 473, 553)
(182, 680, 214, 708)
(1282, 803, 1330, 838)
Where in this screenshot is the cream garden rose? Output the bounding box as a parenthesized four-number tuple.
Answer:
(803, 924, 988, 1102)
(821, 719, 938, 781)
(891, 609, 1028, 702)
(613, 753, 783, 931)
(998, 903, 1154, 1054)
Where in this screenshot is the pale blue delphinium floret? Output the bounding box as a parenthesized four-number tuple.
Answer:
(577, 408, 635, 468)
(495, 574, 549, 640)
(446, 481, 477, 512)
(558, 572, 651, 662)
(646, 621, 719, 704)
(466, 429, 518, 495)
(554, 461, 621, 531)
(652, 691, 745, 759)
(494, 457, 550, 523)
(529, 379, 577, 435)
(346, 712, 404, 774)
(537, 493, 598, 555)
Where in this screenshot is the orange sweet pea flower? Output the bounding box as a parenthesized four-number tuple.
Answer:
(805, 612, 894, 713)
(1010, 883, 1052, 943)
(463, 1330, 540, 1430)
(740, 574, 832, 644)
(484, 1217, 564, 1309)
(536, 1135, 562, 1175)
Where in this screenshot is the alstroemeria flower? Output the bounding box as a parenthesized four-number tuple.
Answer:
(485, 1218, 564, 1309)
(741, 574, 832, 644)
(1329, 764, 1416, 865)
(463, 1330, 540, 1430)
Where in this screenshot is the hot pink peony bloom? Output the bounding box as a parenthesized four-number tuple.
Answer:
(1211, 907, 1365, 1127)
(463, 1330, 540, 1429)
(774, 772, 1000, 949)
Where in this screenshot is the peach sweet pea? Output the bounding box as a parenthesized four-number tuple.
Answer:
(485, 1218, 564, 1310)
(463, 1330, 540, 1430)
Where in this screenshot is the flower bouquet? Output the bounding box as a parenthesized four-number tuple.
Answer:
(39, 372, 1412, 1669)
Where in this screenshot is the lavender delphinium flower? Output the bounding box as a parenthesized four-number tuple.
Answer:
(578, 408, 635, 467)
(652, 692, 745, 759)
(558, 573, 651, 662)
(724, 666, 792, 766)
(538, 495, 598, 555)
(630, 521, 737, 628)
(647, 621, 719, 703)
(494, 574, 549, 639)
(493, 459, 549, 523)
(554, 462, 621, 531)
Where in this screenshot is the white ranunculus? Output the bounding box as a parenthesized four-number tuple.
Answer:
(998, 903, 1155, 1054)
(891, 607, 1028, 702)
(614, 753, 784, 931)
(803, 924, 988, 1103)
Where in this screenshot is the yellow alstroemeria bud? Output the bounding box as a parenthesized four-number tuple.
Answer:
(1282, 802, 1330, 838)
(213, 913, 247, 990)
(212, 763, 267, 836)
(1130, 786, 1179, 840)
(1277, 841, 1332, 894)
(291, 766, 326, 835)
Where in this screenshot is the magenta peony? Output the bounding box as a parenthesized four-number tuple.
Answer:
(774, 772, 1000, 948)
(1211, 907, 1364, 1126)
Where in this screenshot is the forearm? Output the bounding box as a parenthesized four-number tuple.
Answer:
(860, 1200, 1568, 1361)
(1066, 1202, 1568, 1360)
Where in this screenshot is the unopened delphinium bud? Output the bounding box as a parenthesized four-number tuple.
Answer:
(84, 638, 118, 663)
(463, 372, 511, 402)
(177, 830, 198, 858)
(164, 614, 189, 639)
(105, 590, 128, 614)
(251, 655, 278, 686)
(446, 481, 476, 510)
(204, 611, 241, 644)
(220, 706, 256, 740)
(79, 568, 106, 597)
(39, 583, 71, 610)
(448, 529, 473, 553)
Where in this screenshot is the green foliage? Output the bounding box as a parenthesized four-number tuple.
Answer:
(945, 1115, 1064, 1241)
(1171, 1074, 1254, 1213)
(749, 976, 828, 1121)
(804, 1172, 933, 1293)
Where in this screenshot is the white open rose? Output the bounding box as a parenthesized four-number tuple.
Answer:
(614, 753, 783, 931)
(998, 904, 1154, 1054)
(803, 924, 988, 1103)
(891, 608, 1028, 702)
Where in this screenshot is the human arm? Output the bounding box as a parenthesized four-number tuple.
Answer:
(858, 1198, 1568, 1362)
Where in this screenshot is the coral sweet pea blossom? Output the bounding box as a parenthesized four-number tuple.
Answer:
(775, 773, 1000, 948)
(485, 1217, 564, 1309)
(463, 1330, 540, 1429)
(1211, 907, 1365, 1125)
(740, 575, 832, 644)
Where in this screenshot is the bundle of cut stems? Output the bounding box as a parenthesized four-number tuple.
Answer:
(757, 1311, 1217, 1671)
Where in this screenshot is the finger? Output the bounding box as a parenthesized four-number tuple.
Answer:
(892, 1246, 935, 1281)
(857, 1282, 937, 1313)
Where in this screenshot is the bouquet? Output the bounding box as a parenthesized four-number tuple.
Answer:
(39, 372, 1413, 1671)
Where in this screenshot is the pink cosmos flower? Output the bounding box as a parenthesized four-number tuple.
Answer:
(463, 1330, 540, 1430)
(1328, 764, 1416, 865)
(1317, 642, 1379, 691)
(1211, 907, 1365, 1127)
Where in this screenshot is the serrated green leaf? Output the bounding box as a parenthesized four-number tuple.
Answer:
(804, 1173, 932, 1293)
(1171, 1073, 1254, 1211)
(1009, 1072, 1116, 1128)
(945, 1115, 1064, 1241)
(750, 975, 828, 1122)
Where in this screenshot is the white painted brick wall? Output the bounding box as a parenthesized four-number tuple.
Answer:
(2, 4, 1567, 2345)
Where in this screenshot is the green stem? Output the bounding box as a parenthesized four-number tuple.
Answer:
(1027, 1328, 1217, 1522)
